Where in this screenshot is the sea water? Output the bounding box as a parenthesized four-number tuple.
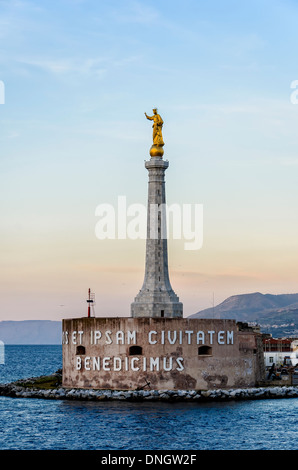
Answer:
(0, 345, 297, 450)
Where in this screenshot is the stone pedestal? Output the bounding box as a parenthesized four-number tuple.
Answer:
(62, 317, 265, 390)
(131, 156, 183, 318)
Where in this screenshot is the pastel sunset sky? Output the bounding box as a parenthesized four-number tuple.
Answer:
(1, 0, 298, 321)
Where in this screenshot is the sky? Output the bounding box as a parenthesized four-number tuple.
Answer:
(1, 0, 298, 321)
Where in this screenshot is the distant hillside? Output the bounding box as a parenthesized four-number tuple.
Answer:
(0, 321, 62, 344)
(188, 292, 298, 337)
(2, 293, 298, 343)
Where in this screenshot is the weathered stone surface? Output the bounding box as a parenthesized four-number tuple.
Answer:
(62, 317, 265, 391)
(131, 157, 183, 318)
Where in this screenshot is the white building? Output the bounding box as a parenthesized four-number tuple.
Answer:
(264, 339, 298, 368)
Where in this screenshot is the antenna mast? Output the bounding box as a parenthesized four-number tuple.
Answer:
(86, 288, 95, 317)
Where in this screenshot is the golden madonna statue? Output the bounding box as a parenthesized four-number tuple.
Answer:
(145, 108, 164, 157)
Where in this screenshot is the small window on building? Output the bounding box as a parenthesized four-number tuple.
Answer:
(198, 345, 212, 356)
(129, 345, 143, 355)
(269, 356, 274, 363)
(161, 310, 165, 318)
(76, 345, 86, 355)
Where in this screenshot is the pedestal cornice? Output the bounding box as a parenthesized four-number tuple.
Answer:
(145, 157, 169, 170)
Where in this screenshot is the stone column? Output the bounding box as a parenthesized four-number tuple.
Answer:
(131, 155, 183, 318)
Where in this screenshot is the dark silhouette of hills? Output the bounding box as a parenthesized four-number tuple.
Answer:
(2, 293, 298, 343)
(188, 292, 298, 336)
(0, 320, 61, 344)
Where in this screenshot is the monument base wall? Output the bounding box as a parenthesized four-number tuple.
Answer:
(131, 301, 183, 318)
(62, 317, 265, 391)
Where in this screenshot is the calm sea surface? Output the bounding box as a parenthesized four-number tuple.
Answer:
(0, 345, 297, 450)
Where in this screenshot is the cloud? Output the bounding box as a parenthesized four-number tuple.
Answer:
(16, 54, 142, 79)
(17, 57, 107, 77)
(111, 0, 159, 24)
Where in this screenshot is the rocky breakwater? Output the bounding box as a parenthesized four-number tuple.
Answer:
(0, 372, 298, 401)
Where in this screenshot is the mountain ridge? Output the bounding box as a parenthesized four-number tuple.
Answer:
(188, 292, 298, 320)
(1, 293, 298, 344)
(188, 292, 298, 336)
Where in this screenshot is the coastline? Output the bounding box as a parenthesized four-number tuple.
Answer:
(0, 372, 298, 402)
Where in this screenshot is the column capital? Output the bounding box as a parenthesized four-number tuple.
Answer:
(145, 158, 169, 171)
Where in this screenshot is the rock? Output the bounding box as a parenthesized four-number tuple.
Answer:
(159, 393, 170, 400)
(268, 387, 281, 396)
(191, 393, 201, 400)
(143, 394, 156, 400)
(112, 391, 128, 400)
(286, 388, 298, 397)
(2, 373, 298, 402)
(201, 390, 212, 398)
(95, 394, 106, 401)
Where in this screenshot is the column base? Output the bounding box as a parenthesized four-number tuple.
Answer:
(131, 301, 183, 318)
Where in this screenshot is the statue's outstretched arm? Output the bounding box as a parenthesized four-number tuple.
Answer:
(145, 113, 153, 121)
